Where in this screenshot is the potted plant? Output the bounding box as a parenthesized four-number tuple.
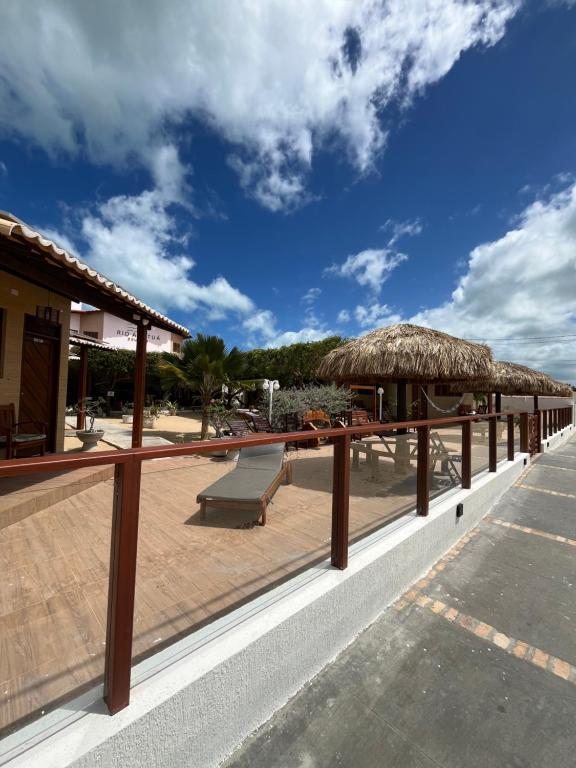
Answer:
(74, 397, 106, 450)
(143, 404, 159, 429)
(159, 399, 178, 416)
(207, 403, 240, 460)
(121, 402, 134, 424)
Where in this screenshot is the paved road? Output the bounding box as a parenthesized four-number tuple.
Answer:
(223, 435, 576, 768)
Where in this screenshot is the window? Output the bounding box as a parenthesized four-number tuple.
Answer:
(173, 342, 181, 353)
(36, 305, 60, 324)
(83, 331, 99, 339)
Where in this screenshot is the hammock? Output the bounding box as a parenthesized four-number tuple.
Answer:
(420, 387, 467, 415)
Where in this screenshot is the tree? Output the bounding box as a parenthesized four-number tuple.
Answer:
(158, 334, 246, 439)
(242, 336, 345, 387)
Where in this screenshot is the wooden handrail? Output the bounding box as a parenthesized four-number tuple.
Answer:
(0, 409, 561, 478)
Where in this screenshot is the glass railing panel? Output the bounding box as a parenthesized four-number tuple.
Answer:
(0, 464, 114, 737)
(496, 417, 509, 462)
(133, 435, 332, 665)
(471, 418, 489, 476)
(348, 427, 417, 542)
(430, 424, 463, 501)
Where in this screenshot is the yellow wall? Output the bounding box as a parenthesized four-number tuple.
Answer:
(0, 271, 70, 452)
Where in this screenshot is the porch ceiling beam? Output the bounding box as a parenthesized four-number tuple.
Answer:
(0, 239, 176, 332)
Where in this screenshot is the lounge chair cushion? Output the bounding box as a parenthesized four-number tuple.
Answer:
(199, 443, 285, 502)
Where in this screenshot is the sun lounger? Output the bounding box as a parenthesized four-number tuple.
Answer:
(226, 418, 254, 437)
(196, 443, 292, 525)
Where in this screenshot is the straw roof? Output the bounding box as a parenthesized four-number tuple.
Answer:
(449, 361, 573, 397)
(316, 324, 493, 383)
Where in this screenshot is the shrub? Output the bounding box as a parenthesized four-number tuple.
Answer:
(262, 384, 353, 428)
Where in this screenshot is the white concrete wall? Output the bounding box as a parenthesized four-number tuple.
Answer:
(8, 425, 575, 768)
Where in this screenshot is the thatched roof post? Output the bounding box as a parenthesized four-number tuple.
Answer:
(397, 379, 408, 433)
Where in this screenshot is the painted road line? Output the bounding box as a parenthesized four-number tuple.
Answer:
(402, 592, 576, 685)
(514, 483, 576, 499)
(486, 516, 576, 548)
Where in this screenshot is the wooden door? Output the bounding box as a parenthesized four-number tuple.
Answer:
(19, 328, 60, 451)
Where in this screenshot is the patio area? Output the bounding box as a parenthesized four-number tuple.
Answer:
(0, 424, 514, 735)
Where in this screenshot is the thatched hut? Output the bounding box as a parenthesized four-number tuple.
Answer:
(317, 324, 493, 424)
(449, 361, 573, 409)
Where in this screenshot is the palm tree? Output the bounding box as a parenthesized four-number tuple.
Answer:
(158, 334, 245, 439)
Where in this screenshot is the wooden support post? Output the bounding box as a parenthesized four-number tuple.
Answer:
(542, 408, 548, 440)
(132, 324, 147, 449)
(520, 412, 529, 454)
(533, 395, 539, 412)
(507, 414, 514, 461)
(535, 409, 542, 452)
(416, 424, 430, 516)
(462, 420, 472, 489)
(76, 346, 88, 430)
(495, 392, 502, 415)
(397, 380, 407, 435)
(488, 416, 497, 472)
(331, 434, 350, 570)
(553, 409, 558, 434)
(104, 458, 142, 714)
(487, 392, 493, 413)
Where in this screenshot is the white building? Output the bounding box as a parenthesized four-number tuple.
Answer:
(70, 303, 186, 354)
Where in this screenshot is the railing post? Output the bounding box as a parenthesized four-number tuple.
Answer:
(542, 409, 548, 440)
(331, 433, 350, 570)
(104, 457, 142, 714)
(417, 424, 430, 516)
(507, 414, 514, 461)
(520, 412, 529, 454)
(462, 420, 471, 489)
(76, 346, 88, 430)
(554, 409, 558, 433)
(535, 409, 542, 452)
(488, 415, 497, 472)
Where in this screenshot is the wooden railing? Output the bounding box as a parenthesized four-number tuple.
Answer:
(0, 405, 572, 724)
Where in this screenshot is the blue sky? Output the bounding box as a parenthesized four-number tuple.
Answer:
(1, 0, 575, 382)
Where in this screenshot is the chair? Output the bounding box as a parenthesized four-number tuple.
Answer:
(302, 409, 331, 448)
(283, 413, 302, 451)
(0, 404, 47, 459)
(196, 443, 292, 526)
(346, 409, 373, 440)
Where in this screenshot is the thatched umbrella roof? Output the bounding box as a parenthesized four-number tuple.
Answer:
(316, 324, 493, 383)
(449, 361, 572, 397)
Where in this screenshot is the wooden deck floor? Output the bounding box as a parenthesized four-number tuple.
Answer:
(0, 428, 512, 735)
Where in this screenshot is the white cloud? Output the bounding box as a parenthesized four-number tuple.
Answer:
(355, 303, 402, 328)
(0, 0, 520, 210)
(243, 309, 335, 349)
(75, 188, 254, 319)
(410, 183, 576, 383)
(325, 248, 408, 293)
(380, 218, 423, 245)
(302, 287, 322, 305)
(337, 309, 351, 324)
(150, 144, 192, 207)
